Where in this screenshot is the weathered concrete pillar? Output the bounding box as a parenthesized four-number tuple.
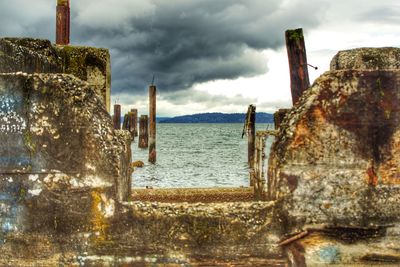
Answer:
(285, 28, 310, 105)
(149, 86, 156, 163)
(113, 104, 121, 130)
(253, 131, 267, 200)
(139, 115, 149, 148)
(131, 109, 138, 137)
(56, 0, 70, 45)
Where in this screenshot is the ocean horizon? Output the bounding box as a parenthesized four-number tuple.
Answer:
(131, 123, 275, 188)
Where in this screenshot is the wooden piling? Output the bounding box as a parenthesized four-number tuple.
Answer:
(122, 113, 129, 130)
(242, 105, 256, 186)
(139, 115, 148, 148)
(56, 0, 70, 45)
(149, 86, 156, 163)
(128, 111, 135, 140)
(113, 104, 121, 130)
(285, 28, 310, 105)
(247, 105, 256, 169)
(131, 109, 138, 137)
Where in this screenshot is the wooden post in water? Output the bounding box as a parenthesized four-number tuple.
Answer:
(128, 111, 135, 140)
(242, 105, 256, 186)
(131, 109, 138, 137)
(113, 104, 121, 130)
(148, 85, 157, 163)
(122, 113, 129, 130)
(56, 0, 70, 45)
(139, 115, 148, 148)
(285, 28, 310, 105)
(248, 105, 256, 169)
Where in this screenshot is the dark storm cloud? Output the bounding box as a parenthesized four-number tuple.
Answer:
(0, 0, 327, 95)
(70, 0, 328, 94)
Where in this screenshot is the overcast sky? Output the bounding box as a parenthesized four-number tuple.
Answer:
(0, 0, 399, 116)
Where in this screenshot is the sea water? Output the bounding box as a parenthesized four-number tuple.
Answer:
(131, 123, 274, 188)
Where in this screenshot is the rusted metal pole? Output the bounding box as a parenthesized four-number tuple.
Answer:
(148, 86, 156, 163)
(285, 28, 310, 105)
(56, 0, 70, 45)
(131, 109, 138, 137)
(113, 104, 121, 130)
(138, 115, 148, 148)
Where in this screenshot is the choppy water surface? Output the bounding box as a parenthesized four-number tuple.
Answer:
(131, 123, 274, 188)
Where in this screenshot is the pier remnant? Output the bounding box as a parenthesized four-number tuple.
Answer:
(268, 47, 400, 232)
(139, 115, 149, 148)
(113, 104, 121, 130)
(128, 111, 135, 139)
(131, 109, 138, 137)
(285, 28, 310, 105)
(243, 105, 256, 172)
(56, 0, 70, 45)
(149, 85, 157, 163)
(0, 38, 111, 112)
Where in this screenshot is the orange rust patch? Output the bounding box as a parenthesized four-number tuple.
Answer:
(299, 232, 332, 248)
(367, 167, 378, 187)
(291, 118, 310, 149)
(313, 106, 327, 124)
(377, 131, 400, 185)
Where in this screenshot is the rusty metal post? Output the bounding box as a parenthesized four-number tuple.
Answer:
(139, 115, 148, 148)
(148, 86, 156, 163)
(113, 104, 121, 130)
(285, 28, 310, 105)
(56, 0, 70, 45)
(131, 109, 138, 137)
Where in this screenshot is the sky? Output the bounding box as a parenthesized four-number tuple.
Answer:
(0, 0, 399, 117)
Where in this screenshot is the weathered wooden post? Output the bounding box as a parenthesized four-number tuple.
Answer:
(128, 111, 135, 140)
(248, 105, 256, 168)
(113, 104, 121, 130)
(242, 105, 256, 186)
(131, 109, 138, 137)
(56, 0, 70, 45)
(122, 113, 129, 130)
(285, 28, 310, 105)
(139, 115, 148, 148)
(148, 86, 156, 163)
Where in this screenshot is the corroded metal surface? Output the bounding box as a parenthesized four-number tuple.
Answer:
(56, 0, 70, 45)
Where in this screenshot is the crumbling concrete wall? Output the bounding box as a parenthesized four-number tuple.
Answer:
(0, 38, 111, 112)
(0, 73, 132, 263)
(267, 47, 400, 265)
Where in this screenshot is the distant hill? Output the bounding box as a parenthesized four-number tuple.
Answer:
(159, 112, 274, 123)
